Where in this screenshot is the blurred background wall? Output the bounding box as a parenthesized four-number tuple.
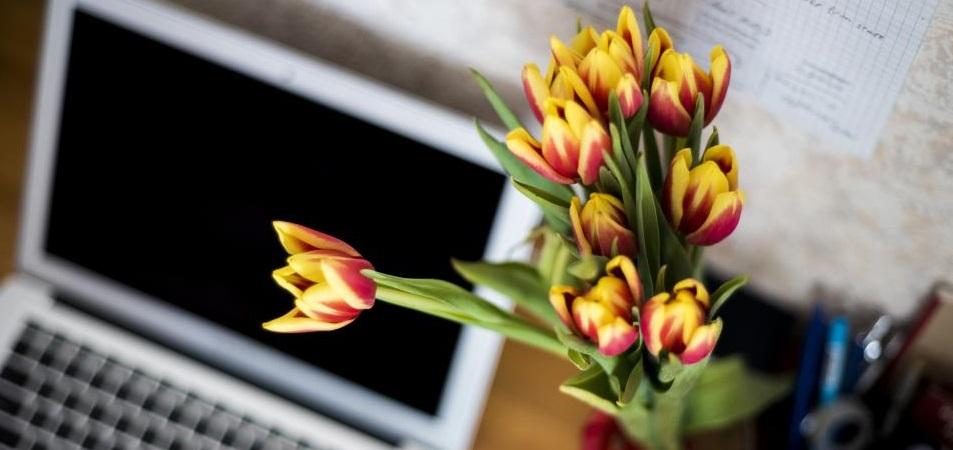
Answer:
(166, 0, 953, 319)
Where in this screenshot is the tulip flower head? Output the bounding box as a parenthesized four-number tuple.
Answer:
(641, 279, 722, 365)
(570, 194, 637, 258)
(647, 45, 731, 137)
(663, 145, 744, 246)
(550, 256, 642, 356)
(506, 99, 610, 185)
(263, 221, 376, 333)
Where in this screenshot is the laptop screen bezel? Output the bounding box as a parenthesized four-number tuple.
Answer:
(16, 0, 539, 448)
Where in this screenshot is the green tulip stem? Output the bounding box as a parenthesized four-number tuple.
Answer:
(689, 245, 705, 279)
(374, 285, 567, 358)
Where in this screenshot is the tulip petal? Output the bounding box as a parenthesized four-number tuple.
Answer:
(702, 144, 738, 190)
(673, 278, 711, 310)
(505, 127, 575, 184)
(570, 197, 592, 256)
(273, 221, 360, 257)
(563, 100, 592, 138)
(551, 36, 581, 69)
(577, 120, 609, 185)
(647, 27, 673, 78)
(321, 257, 376, 310)
(272, 265, 310, 297)
(571, 26, 599, 56)
(685, 190, 745, 246)
(658, 293, 705, 354)
(542, 116, 581, 179)
(286, 249, 355, 282)
(679, 319, 723, 364)
(663, 149, 692, 231)
(597, 317, 639, 356)
(615, 73, 643, 119)
(573, 299, 613, 343)
(647, 77, 692, 137)
(549, 285, 580, 333)
(606, 255, 643, 308)
(294, 294, 361, 323)
(262, 307, 355, 333)
(641, 293, 668, 356)
(616, 5, 644, 79)
(580, 49, 623, 113)
(522, 64, 550, 124)
(706, 46, 731, 125)
(587, 276, 633, 321)
(559, 66, 602, 119)
(681, 161, 730, 235)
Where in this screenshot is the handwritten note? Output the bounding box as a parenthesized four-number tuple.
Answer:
(561, 0, 938, 157)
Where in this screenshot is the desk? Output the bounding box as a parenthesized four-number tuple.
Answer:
(0, 2, 589, 449)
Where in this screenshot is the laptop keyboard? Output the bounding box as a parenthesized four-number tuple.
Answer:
(0, 322, 323, 450)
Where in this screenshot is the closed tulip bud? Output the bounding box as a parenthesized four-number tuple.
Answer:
(570, 194, 637, 258)
(641, 278, 721, 364)
(647, 45, 731, 137)
(615, 73, 643, 118)
(263, 222, 376, 333)
(663, 146, 744, 245)
(549, 256, 642, 356)
(506, 100, 609, 185)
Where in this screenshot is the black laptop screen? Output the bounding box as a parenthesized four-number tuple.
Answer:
(43, 10, 506, 416)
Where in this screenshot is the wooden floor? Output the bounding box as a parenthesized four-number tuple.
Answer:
(0, 2, 589, 449)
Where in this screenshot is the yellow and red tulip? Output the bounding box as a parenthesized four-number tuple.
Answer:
(550, 256, 642, 356)
(570, 194, 637, 258)
(647, 45, 731, 137)
(641, 278, 722, 364)
(663, 146, 744, 246)
(263, 221, 376, 333)
(506, 99, 610, 185)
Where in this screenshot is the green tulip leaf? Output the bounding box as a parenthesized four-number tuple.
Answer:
(706, 126, 720, 149)
(560, 364, 621, 415)
(597, 166, 622, 198)
(684, 356, 793, 433)
(555, 327, 620, 378)
(619, 353, 645, 406)
(609, 92, 638, 184)
(451, 259, 561, 328)
(687, 96, 706, 163)
(708, 274, 749, 319)
(474, 119, 574, 204)
(510, 178, 572, 233)
(635, 157, 662, 282)
(470, 69, 523, 131)
(568, 348, 591, 370)
(658, 211, 692, 290)
(567, 256, 607, 283)
(643, 124, 663, 193)
(642, 1, 657, 33)
(537, 229, 578, 287)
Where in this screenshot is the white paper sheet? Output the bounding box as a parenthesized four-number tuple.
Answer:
(561, 0, 938, 158)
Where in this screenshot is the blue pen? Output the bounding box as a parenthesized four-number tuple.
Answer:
(787, 303, 828, 450)
(820, 316, 850, 405)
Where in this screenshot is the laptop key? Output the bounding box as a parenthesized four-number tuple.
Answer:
(0, 356, 31, 387)
(0, 379, 28, 417)
(0, 414, 24, 447)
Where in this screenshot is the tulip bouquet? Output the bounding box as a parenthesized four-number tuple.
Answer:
(261, 3, 788, 450)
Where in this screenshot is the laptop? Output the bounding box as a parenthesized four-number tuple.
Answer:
(0, 0, 537, 449)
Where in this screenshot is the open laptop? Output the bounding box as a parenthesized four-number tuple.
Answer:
(0, 0, 537, 449)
